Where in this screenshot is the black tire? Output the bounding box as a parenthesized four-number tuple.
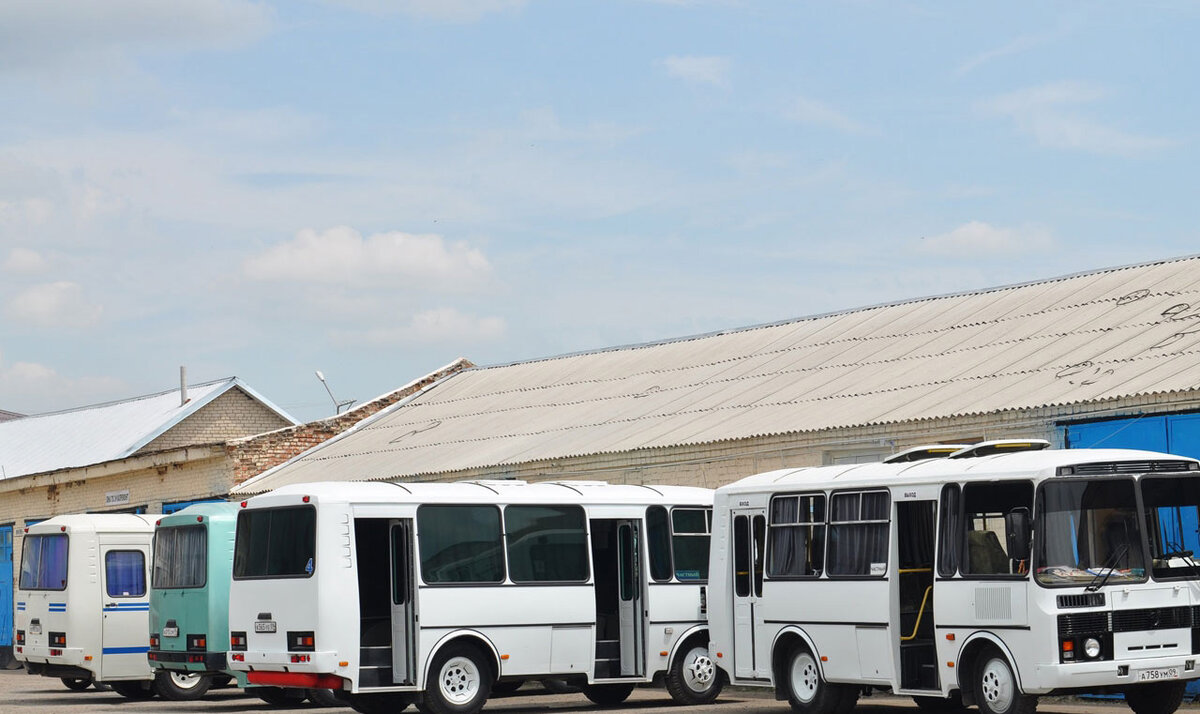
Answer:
(541, 678, 581, 694)
(665, 641, 724, 705)
(256, 685, 309, 705)
(582, 682, 636, 706)
(347, 692, 412, 714)
(421, 642, 493, 714)
(308, 688, 342, 707)
(914, 693, 966, 712)
(491, 679, 526, 696)
(111, 680, 158, 699)
(155, 670, 212, 701)
(974, 652, 1037, 714)
(834, 685, 860, 714)
(782, 643, 848, 714)
(61, 677, 92, 691)
(1125, 681, 1187, 714)
(211, 674, 234, 688)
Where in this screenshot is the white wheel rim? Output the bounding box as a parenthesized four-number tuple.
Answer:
(171, 672, 203, 690)
(980, 658, 1014, 713)
(790, 651, 820, 704)
(439, 656, 481, 705)
(682, 646, 716, 692)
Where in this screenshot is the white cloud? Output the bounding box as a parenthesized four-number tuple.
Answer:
(244, 226, 493, 288)
(979, 82, 1172, 157)
(322, 0, 526, 22)
(0, 0, 273, 73)
(3, 248, 48, 273)
(4, 281, 103, 328)
(358, 307, 506, 344)
(0, 359, 125, 415)
(917, 221, 1054, 256)
(662, 55, 730, 88)
(785, 95, 872, 135)
(954, 32, 1055, 77)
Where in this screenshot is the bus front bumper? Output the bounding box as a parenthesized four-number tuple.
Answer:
(1032, 657, 1200, 692)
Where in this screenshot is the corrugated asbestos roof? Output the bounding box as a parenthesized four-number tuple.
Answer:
(235, 255, 1200, 493)
(0, 377, 299, 481)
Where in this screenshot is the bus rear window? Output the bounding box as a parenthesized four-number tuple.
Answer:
(234, 506, 316, 579)
(20, 534, 68, 590)
(153, 525, 208, 589)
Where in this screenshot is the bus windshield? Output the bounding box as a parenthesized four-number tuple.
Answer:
(1035, 478, 1146, 587)
(233, 506, 316, 579)
(153, 524, 208, 589)
(1140, 475, 1200, 580)
(20, 534, 69, 590)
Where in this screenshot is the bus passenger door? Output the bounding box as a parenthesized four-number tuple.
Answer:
(732, 510, 766, 679)
(616, 522, 644, 677)
(389, 519, 416, 685)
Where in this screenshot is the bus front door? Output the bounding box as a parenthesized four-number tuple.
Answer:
(616, 521, 644, 677)
(731, 510, 765, 680)
(590, 519, 645, 679)
(389, 519, 416, 685)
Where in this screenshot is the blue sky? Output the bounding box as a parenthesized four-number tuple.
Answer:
(1, 1, 1197, 421)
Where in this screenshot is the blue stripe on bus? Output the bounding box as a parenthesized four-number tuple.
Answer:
(103, 607, 149, 612)
(102, 646, 150, 655)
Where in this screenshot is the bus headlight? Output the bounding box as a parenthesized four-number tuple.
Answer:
(1084, 638, 1101, 659)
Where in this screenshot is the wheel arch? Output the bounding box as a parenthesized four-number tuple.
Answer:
(666, 625, 710, 670)
(956, 632, 1024, 708)
(422, 630, 502, 687)
(770, 626, 821, 702)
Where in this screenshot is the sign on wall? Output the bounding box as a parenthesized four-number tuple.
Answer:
(105, 489, 131, 507)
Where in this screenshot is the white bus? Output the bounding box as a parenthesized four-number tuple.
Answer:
(227, 480, 723, 714)
(708, 443, 1200, 714)
(13, 513, 193, 699)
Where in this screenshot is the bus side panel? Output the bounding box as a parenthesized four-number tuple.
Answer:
(645, 583, 705, 675)
(417, 585, 593, 678)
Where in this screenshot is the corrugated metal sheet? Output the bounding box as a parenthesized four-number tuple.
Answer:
(236, 256, 1200, 493)
(0, 378, 298, 481)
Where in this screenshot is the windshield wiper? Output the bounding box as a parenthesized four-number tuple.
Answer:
(1161, 540, 1200, 579)
(1086, 543, 1130, 592)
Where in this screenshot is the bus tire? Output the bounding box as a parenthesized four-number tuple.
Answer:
(422, 642, 493, 714)
(913, 693, 965, 712)
(111, 680, 157, 699)
(491, 679, 526, 696)
(308, 688, 342, 707)
(783, 643, 844, 714)
(1124, 681, 1187, 714)
(974, 652, 1036, 714)
(155, 670, 211, 701)
(665, 641, 723, 705)
(582, 682, 635, 706)
(61, 677, 92, 691)
(347, 693, 412, 714)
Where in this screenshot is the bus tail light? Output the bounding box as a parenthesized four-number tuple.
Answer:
(49, 632, 67, 647)
(187, 635, 207, 651)
(288, 631, 316, 652)
(230, 632, 247, 651)
(149, 634, 160, 648)
(15, 630, 24, 645)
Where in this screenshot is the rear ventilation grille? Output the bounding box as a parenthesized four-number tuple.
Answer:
(1059, 461, 1198, 476)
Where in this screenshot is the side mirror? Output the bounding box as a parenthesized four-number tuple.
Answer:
(1005, 507, 1032, 561)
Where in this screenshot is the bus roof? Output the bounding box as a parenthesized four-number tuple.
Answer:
(717, 447, 1200, 495)
(244, 479, 713, 508)
(158, 501, 239, 526)
(26, 513, 157, 535)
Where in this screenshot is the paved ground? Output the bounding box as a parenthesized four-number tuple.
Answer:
(0, 668, 1167, 714)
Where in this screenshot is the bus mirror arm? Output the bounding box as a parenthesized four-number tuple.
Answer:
(1004, 507, 1032, 561)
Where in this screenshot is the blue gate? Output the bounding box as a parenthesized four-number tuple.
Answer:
(0, 524, 12, 664)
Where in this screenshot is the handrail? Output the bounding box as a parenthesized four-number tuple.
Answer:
(897, 568, 932, 574)
(900, 585, 933, 642)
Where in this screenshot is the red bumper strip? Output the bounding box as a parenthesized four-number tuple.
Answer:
(247, 671, 344, 689)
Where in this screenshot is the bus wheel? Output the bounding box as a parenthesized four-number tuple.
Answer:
(666, 642, 723, 705)
(784, 644, 842, 714)
(111, 681, 158, 699)
(61, 677, 92, 691)
(913, 693, 965, 712)
(423, 643, 493, 714)
(155, 670, 212, 701)
(582, 682, 635, 706)
(308, 688, 342, 707)
(256, 686, 309, 705)
(348, 693, 412, 714)
(974, 653, 1036, 714)
(1125, 681, 1187, 714)
(491, 679, 526, 696)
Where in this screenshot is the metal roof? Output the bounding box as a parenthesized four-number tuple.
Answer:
(235, 255, 1200, 494)
(0, 377, 299, 481)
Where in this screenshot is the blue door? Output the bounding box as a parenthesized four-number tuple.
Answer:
(0, 525, 12, 650)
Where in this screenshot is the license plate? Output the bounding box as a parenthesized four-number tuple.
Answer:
(29, 624, 42, 635)
(1137, 667, 1180, 682)
(162, 626, 179, 638)
(254, 621, 277, 633)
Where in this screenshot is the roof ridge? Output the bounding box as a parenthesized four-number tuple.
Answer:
(12, 376, 237, 420)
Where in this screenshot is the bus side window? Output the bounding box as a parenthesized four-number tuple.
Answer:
(961, 481, 1033, 577)
(937, 484, 961, 577)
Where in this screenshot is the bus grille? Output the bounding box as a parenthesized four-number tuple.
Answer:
(1060, 606, 1195, 637)
(1061, 460, 1197, 476)
(1058, 593, 1105, 609)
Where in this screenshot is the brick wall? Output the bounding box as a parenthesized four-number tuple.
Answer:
(139, 388, 295, 454)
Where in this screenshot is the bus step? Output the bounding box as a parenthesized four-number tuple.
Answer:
(360, 646, 392, 667)
(595, 639, 620, 659)
(358, 665, 396, 688)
